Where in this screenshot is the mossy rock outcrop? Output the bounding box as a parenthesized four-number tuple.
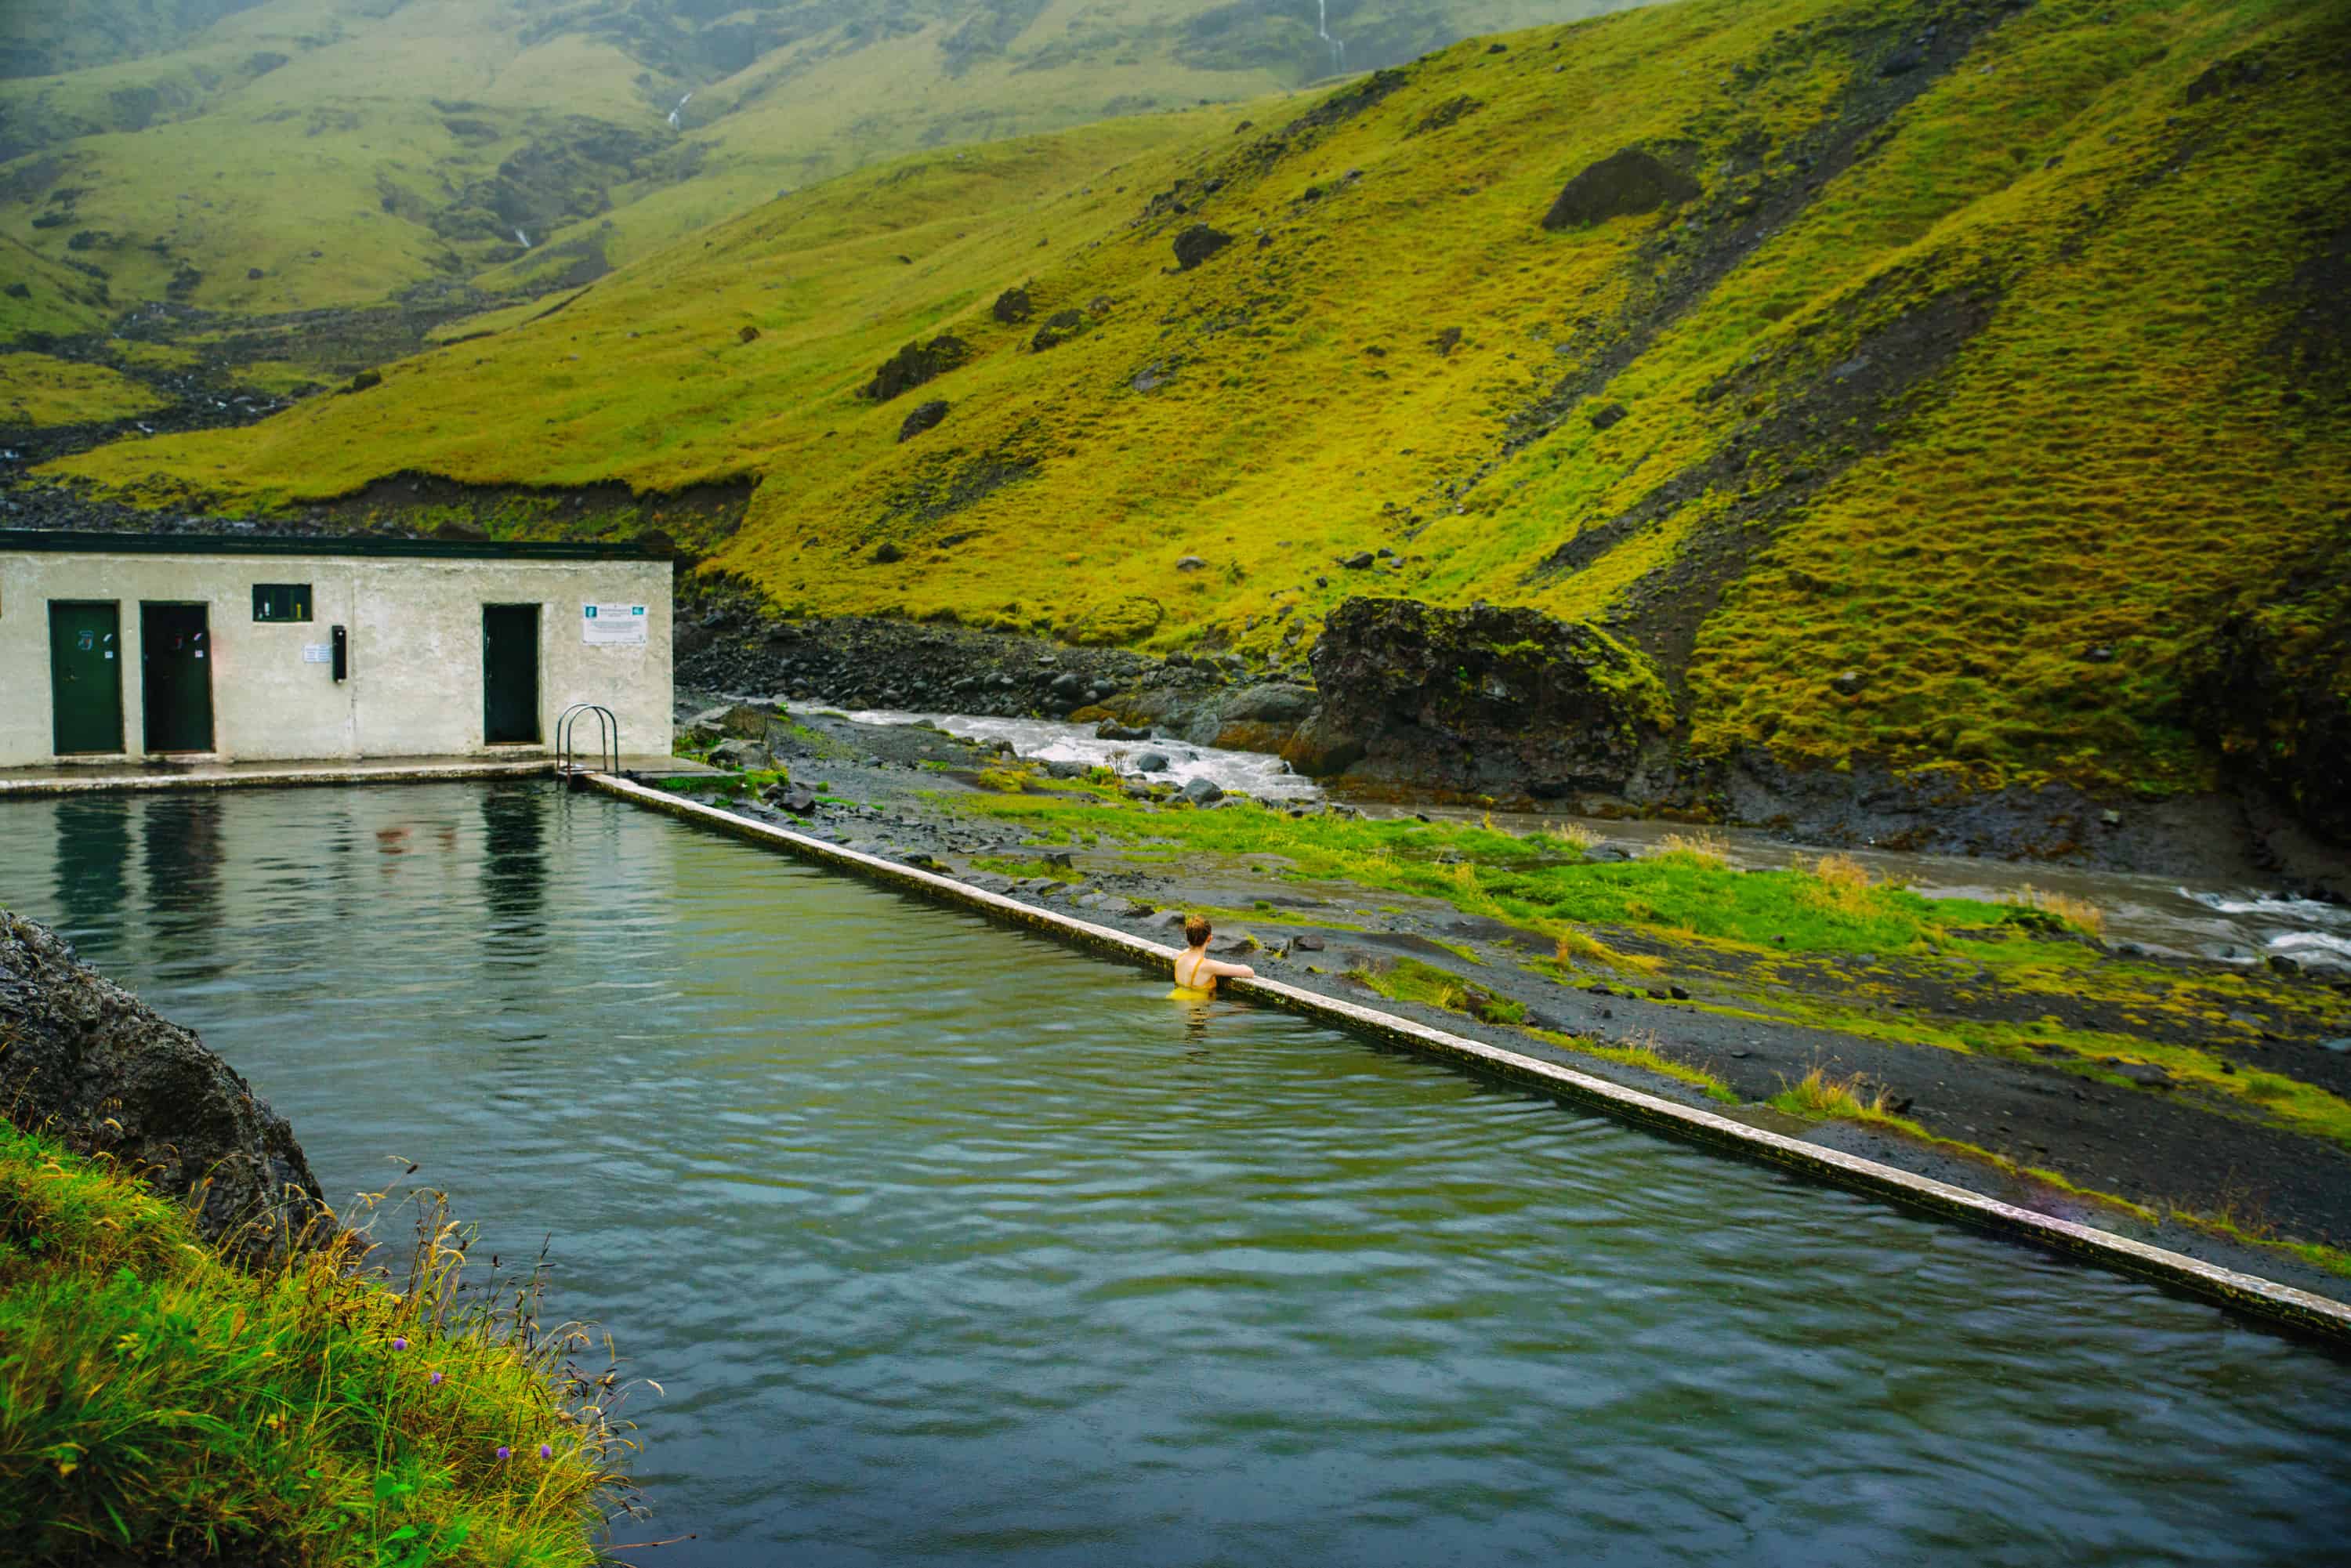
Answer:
(1292, 597, 1675, 798)
(2186, 574, 2351, 846)
(860, 335, 971, 401)
(1540, 147, 1699, 230)
(0, 913, 329, 1261)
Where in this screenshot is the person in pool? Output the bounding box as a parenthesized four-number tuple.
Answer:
(1172, 915, 1255, 998)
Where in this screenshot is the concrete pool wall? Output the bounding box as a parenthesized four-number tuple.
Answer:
(587, 771, 2351, 1342)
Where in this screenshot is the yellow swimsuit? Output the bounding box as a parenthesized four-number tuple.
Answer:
(1168, 951, 1217, 1001)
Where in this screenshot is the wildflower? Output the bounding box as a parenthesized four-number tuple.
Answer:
(538, 1444, 553, 1459)
(495, 1445, 511, 1461)
(429, 1371, 444, 1386)
(391, 1337, 408, 1351)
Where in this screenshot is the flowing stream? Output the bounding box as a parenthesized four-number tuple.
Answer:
(5, 784, 2349, 1565)
(837, 706, 2349, 967)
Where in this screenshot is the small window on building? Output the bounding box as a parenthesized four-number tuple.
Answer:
(252, 584, 311, 622)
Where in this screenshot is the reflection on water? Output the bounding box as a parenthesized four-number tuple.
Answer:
(4, 784, 2350, 1567)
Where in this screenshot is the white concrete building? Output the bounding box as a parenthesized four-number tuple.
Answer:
(0, 531, 672, 770)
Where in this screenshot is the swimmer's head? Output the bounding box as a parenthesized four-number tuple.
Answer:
(1183, 916, 1212, 948)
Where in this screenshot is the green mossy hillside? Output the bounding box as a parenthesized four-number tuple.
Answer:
(52, 0, 2351, 799)
(0, 1122, 639, 1564)
(0, 349, 165, 426)
(0, 0, 1645, 318)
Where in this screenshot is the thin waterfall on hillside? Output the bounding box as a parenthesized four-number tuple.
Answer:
(668, 90, 693, 129)
(1314, 0, 1344, 72)
(513, 227, 531, 248)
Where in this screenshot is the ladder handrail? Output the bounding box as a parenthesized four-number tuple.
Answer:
(555, 702, 619, 780)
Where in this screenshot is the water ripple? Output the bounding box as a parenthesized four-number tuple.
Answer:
(4, 783, 2348, 1566)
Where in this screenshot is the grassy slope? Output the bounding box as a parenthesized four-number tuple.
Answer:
(0, 349, 166, 425)
(58, 0, 2349, 798)
(0, 1121, 633, 1563)
(0, 0, 1646, 317)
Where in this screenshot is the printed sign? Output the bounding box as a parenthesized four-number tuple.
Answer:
(581, 603, 649, 646)
(302, 643, 332, 664)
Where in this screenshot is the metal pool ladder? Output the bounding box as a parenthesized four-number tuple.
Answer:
(556, 703, 619, 787)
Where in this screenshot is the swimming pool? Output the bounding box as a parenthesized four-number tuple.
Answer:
(7, 783, 2347, 1565)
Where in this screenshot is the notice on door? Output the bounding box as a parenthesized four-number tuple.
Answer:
(581, 603, 649, 646)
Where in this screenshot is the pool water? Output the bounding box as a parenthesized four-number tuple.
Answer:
(5, 784, 2348, 1566)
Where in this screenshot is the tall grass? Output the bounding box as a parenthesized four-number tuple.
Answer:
(1654, 831, 1731, 870)
(1770, 1066, 1897, 1122)
(0, 1124, 647, 1564)
(2005, 885, 2107, 938)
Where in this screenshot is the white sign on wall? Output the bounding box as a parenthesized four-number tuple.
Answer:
(582, 603, 649, 646)
(302, 643, 332, 664)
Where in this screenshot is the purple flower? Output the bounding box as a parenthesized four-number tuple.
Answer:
(429, 1371, 444, 1386)
(495, 1445, 511, 1461)
(538, 1444, 553, 1460)
(391, 1337, 408, 1352)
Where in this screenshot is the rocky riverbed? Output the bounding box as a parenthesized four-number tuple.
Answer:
(676, 581, 2351, 896)
(647, 693, 2351, 1300)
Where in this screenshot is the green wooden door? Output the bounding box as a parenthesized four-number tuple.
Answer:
(140, 603, 216, 752)
(482, 604, 541, 744)
(47, 601, 123, 754)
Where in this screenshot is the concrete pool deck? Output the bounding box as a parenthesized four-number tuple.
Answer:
(585, 770, 2351, 1343)
(0, 754, 716, 796)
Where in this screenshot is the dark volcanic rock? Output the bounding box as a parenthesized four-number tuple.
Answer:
(991, 286, 1033, 323)
(1294, 597, 1672, 796)
(897, 399, 950, 442)
(1172, 224, 1233, 271)
(2185, 578, 2351, 846)
(1031, 309, 1090, 352)
(0, 912, 328, 1258)
(860, 335, 971, 401)
(1540, 148, 1700, 230)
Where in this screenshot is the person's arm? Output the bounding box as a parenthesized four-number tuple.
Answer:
(1204, 958, 1255, 980)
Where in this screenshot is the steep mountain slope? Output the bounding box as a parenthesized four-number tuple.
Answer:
(51, 0, 2351, 827)
(0, 0, 1646, 320)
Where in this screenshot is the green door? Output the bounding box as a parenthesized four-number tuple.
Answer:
(482, 604, 541, 744)
(140, 602, 216, 752)
(47, 601, 124, 755)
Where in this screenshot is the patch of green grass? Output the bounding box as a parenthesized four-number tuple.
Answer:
(1524, 1027, 1740, 1103)
(0, 1122, 636, 1563)
(1733, 988, 2351, 1151)
(0, 351, 166, 427)
(2172, 1210, 2351, 1280)
(949, 794, 2014, 954)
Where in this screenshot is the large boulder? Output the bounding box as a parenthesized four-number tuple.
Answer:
(2185, 578, 2351, 846)
(1212, 680, 1319, 752)
(860, 335, 971, 402)
(0, 913, 328, 1258)
(1541, 148, 1699, 230)
(1172, 224, 1233, 270)
(1295, 597, 1675, 798)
